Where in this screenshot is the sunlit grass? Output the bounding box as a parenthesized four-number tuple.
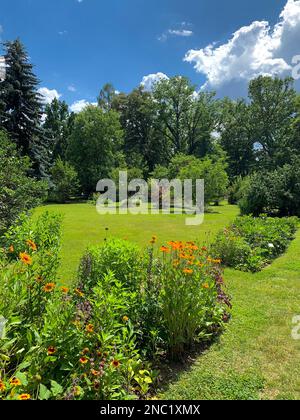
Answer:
(35, 201, 239, 281)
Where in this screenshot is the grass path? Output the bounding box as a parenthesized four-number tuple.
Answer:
(161, 231, 300, 400)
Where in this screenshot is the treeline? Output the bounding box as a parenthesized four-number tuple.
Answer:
(1, 39, 300, 220)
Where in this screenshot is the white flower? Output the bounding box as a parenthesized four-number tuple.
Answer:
(268, 243, 275, 248)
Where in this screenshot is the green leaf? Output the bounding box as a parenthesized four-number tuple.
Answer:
(50, 380, 63, 397)
(39, 384, 51, 400)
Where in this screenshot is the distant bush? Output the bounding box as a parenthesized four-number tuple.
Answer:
(227, 176, 244, 205)
(212, 215, 298, 272)
(49, 158, 79, 203)
(238, 160, 300, 217)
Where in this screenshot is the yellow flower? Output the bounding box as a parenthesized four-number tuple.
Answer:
(18, 393, 31, 400)
(10, 377, 21, 387)
(61, 286, 69, 294)
(43, 283, 56, 293)
(202, 283, 210, 289)
(86, 324, 94, 333)
(183, 268, 193, 275)
(123, 316, 129, 322)
(26, 239, 37, 251)
(0, 381, 6, 392)
(79, 357, 89, 365)
(150, 235, 157, 244)
(111, 359, 120, 368)
(19, 252, 32, 266)
(75, 288, 84, 297)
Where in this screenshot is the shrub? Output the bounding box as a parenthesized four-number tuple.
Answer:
(0, 130, 48, 235)
(212, 215, 298, 272)
(179, 157, 229, 206)
(78, 238, 231, 360)
(227, 176, 244, 205)
(78, 239, 146, 291)
(238, 160, 300, 217)
(49, 158, 79, 203)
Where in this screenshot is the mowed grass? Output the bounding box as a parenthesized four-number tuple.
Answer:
(34, 202, 239, 281)
(34, 202, 300, 399)
(161, 231, 300, 400)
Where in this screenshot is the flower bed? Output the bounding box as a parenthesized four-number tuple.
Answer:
(0, 214, 231, 400)
(212, 215, 298, 272)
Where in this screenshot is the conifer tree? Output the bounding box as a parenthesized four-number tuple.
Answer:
(0, 39, 47, 177)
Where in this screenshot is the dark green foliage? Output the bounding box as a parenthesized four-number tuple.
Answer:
(249, 76, 297, 170)
(43, 98, 73, 161)
(66, 106, 123, 195)
(238, 159, 300, 217)
(49, 158, 80, 203)
(0, 130, 47, 234)
(0, 39, 47, 177)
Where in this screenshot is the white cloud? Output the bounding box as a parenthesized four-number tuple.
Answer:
(68, 85, 76, 92)
(70, 99, 97, 113)
(38, 87, 61, 104)
(168, 29, 193, 37)
(141, 72, 169, 91)
(58, 30, 68, 36)
(158, 22, 193, 41)
(184, 0, 300, 94)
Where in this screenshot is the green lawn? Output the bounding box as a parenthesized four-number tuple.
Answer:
(34, 202, 300, 400)
(161, 231, 300, 400)
(35, 202, 239, 281)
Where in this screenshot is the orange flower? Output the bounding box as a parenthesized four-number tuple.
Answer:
(202, 283, 210, 289)
(160, 246, 170, 253)
(173, 259, 180, 267)
(36, 275, 43, 283)
(10, 377, 21, 387)
(0, 381, 6, 392)
(8, 245, 14, 253)
(75, 288, 84, 298)
(81, 348, 89, 355)
(43, 283, 56, 293)
(122, 316, 129, 322)
(19, 252, 32, 266)
(183, 268, 193, 275)
(111, 359, 120, 368)
(91, 369, 101, 377)
(86, 324, 94, 333)
(47, 346, 56, 355)
(26, 239, 37, 251)
(201, 246, 208, 252)
(80, 357, 89, 365)
(61, 286, 69, 294)
(18, 393, 31, 400)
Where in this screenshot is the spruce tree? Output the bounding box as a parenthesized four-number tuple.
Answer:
(0, 39, 47, 177)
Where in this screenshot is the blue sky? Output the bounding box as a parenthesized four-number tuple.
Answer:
(1, 0, 299, 110)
